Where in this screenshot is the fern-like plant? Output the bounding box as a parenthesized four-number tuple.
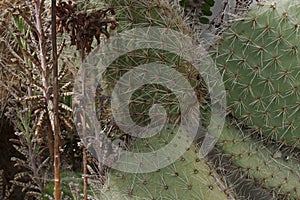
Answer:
(10, 109, 50, 199)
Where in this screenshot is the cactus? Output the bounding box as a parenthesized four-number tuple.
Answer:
(95, 0, 233, 199)
(98, 0, 206, 130)
(211, 0, 300, 199)
(105, 0, 190, 32)
(101, 125, 234, 200)
(217, 121, 300, 199)
(212, 0, 300, 148)
(93, 0, 300, 199)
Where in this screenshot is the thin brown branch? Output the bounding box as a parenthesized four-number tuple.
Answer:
(33, 0, 55, 164)
(51, 0, 61, 199)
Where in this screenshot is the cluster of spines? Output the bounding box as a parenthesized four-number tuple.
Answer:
(103, 0, 191, 32)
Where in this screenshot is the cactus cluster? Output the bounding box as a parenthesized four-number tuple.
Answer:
(94, 0, 300, 199)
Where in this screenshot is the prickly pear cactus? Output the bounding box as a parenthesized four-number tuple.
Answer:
(213, 0, 300, 148)
(211, 0, 300, 199)
(102, 126, 234, 200)
(97, 0, 300, 199)
(98, 0, 231, 199)
(98, 0, 205, 127)
(217, 122, 300, 199)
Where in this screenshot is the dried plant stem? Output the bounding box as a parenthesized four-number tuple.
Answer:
(34, 0, 48, 100)
(51, 0, 61, 199)
(34, 0, 55, 160)
(81, 51, 88, 200)
(55, 2, 116, 197)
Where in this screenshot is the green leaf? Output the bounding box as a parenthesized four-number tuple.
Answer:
(202, 4, 213, 16)
(199, 17, 209, 24)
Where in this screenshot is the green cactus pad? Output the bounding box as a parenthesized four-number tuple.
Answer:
(101, 125, 234, 200)
(217, 122, 300, 199)
(98, 0, 205, 127)
(213, 0, 300, 148)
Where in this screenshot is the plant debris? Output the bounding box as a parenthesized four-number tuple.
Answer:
(56, 0, 117, 54)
